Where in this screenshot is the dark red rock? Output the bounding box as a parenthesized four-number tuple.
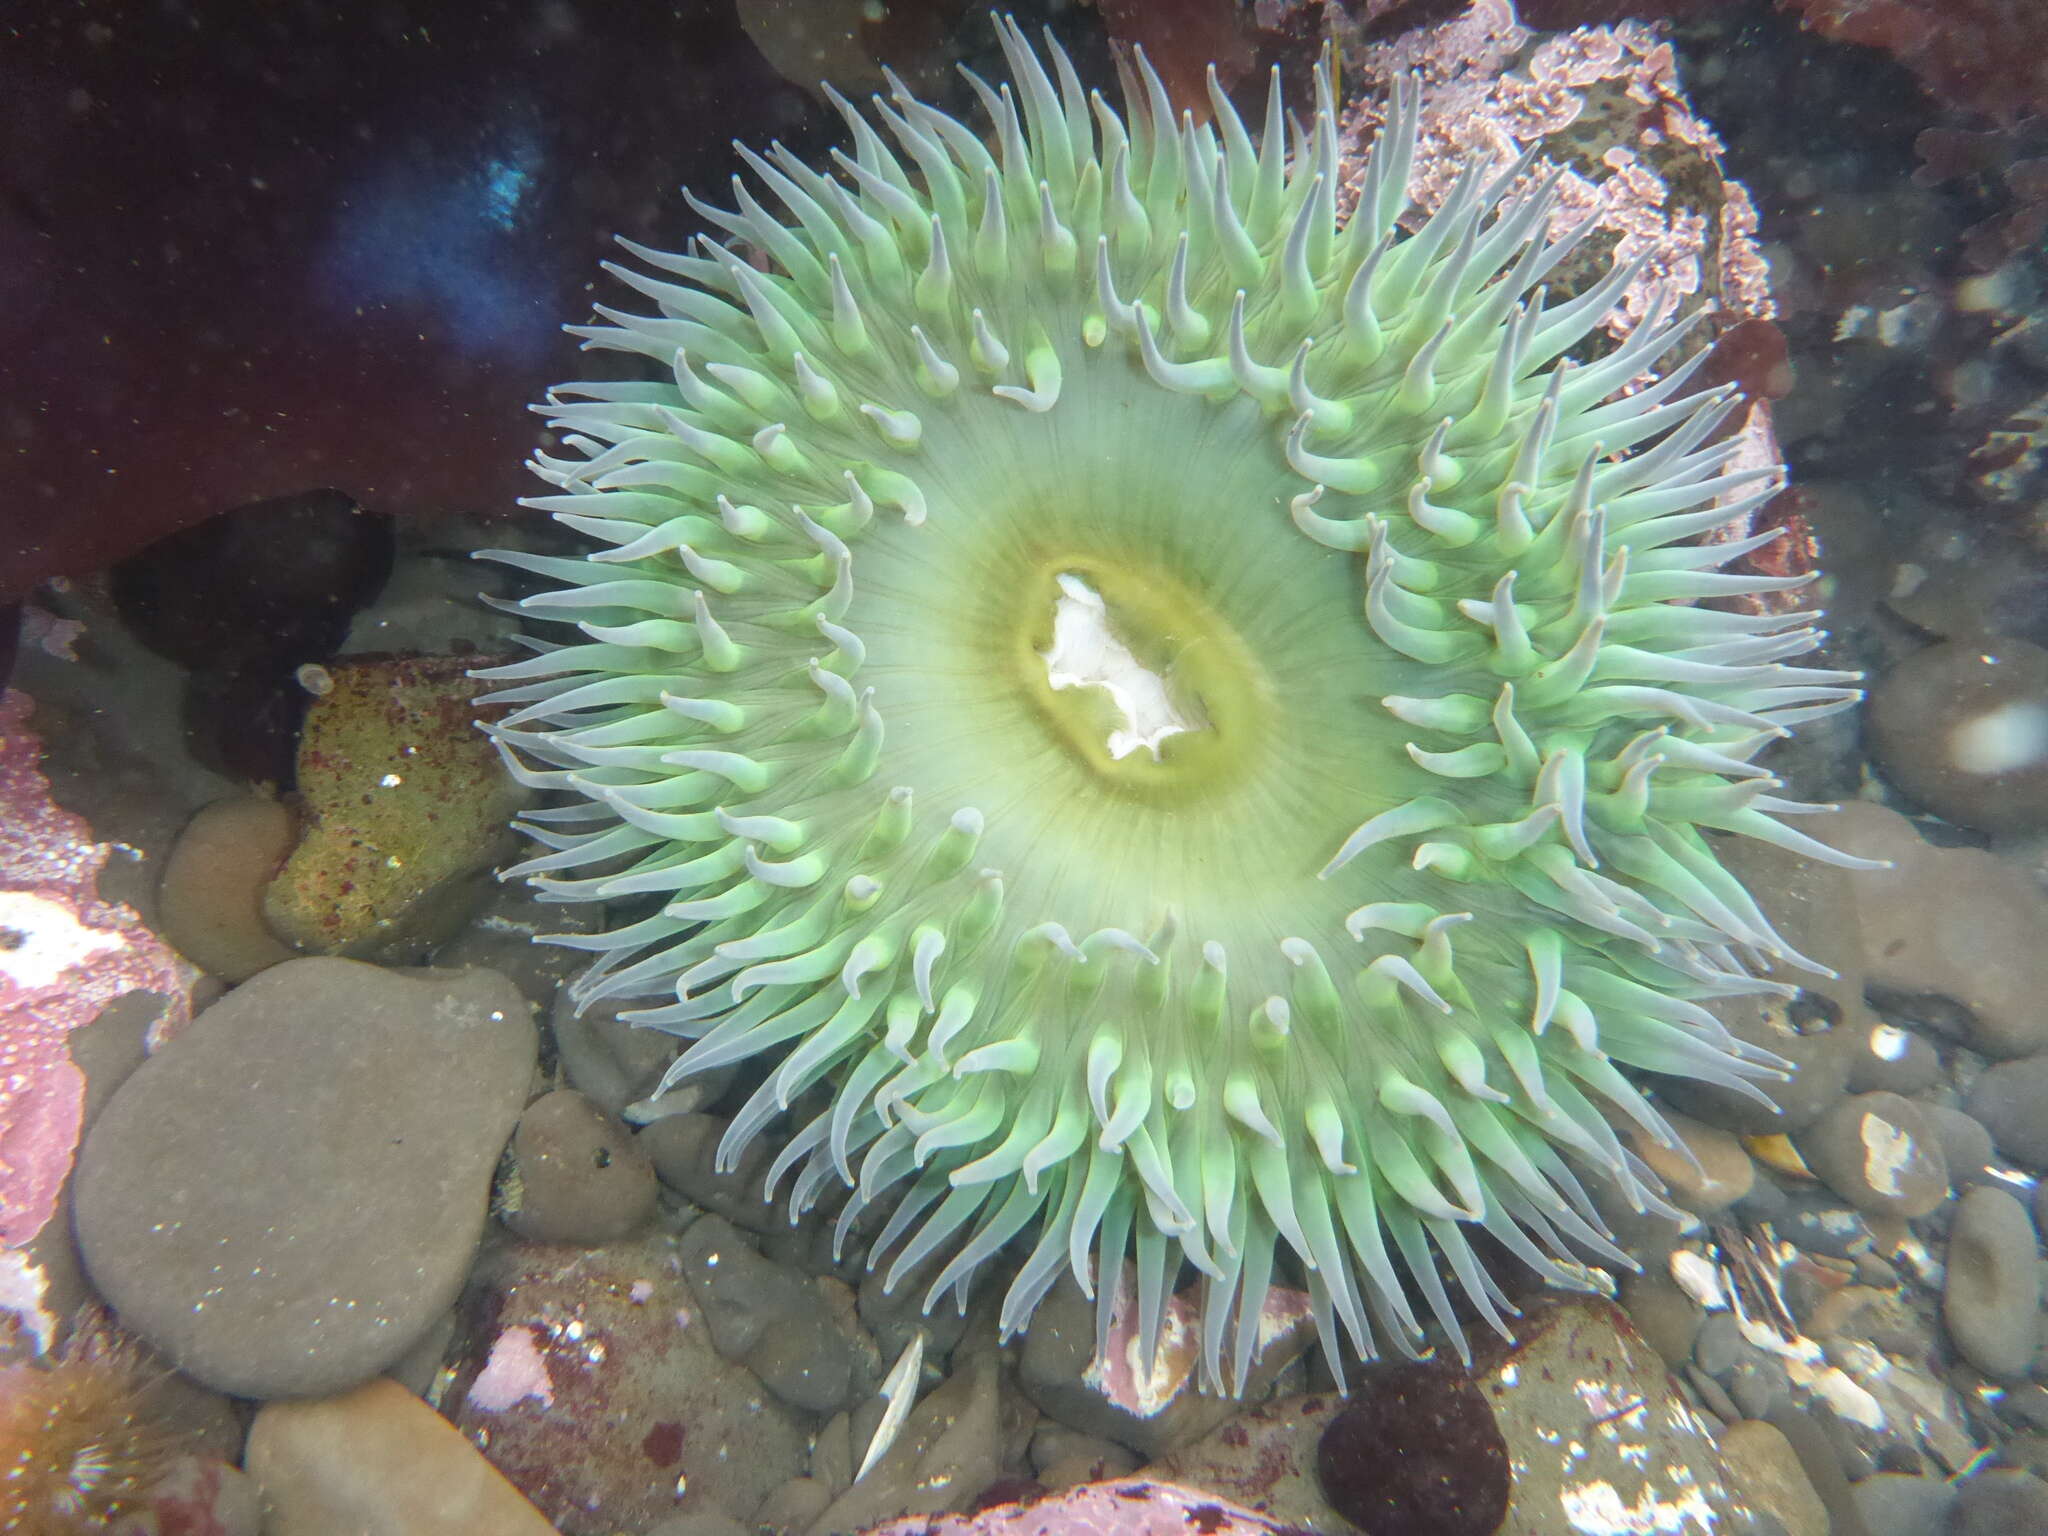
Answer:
(109, 491, 394, 673)
(1315, 1363, 1509, 1536)
(0, 2, 826, 601)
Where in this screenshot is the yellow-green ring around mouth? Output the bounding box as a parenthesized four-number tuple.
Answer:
(1002, 549, 1277, 803)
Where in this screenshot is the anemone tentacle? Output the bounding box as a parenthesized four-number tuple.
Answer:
(480, 18, 1868, 1390)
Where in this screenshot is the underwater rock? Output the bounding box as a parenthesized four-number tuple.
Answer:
(108, 492, 394, 675)
(1792, 1091, 1950, 1219)
(1942, 1187, 2043, 1383)
(1824, 801, 2048, 1059)
(674, 1214, 870, 1416)
(1868, 638, 2048, 834)
(156, 794, 299, 983)
(1316, 1363, 1509, 1536)
(262, 654, 526, 956)
(1950, 1469, 2048, 1535)
(1711, 1420, 1830, 1536)
(245, 1377, 555, 1535)
(1965, 1055, 2048, 1167)
(499, 1088, 657, 1246)
(1626, 1108, 1756, 1214)
(856, 1480, 1306, 1536)
(448, 1230, 810, 1534)
(1017, 1274, 1313, 1458)
(73, 958, 533, 1398)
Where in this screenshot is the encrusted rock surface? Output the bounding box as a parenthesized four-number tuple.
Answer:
(262, 654, 526, 956)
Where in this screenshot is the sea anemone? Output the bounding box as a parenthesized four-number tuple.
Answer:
(478, 19, 1871, 1389)
(0, 1314, 190, 1532)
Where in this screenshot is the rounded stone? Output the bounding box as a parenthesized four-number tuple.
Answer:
(73, 958, 535, 1398)
(1951, 1469, 2048, 1536)
(1848, 1472, 1957, 1536)
(1716, 1420, 1827, 1536)
(1791, 1091, 1949, 1219)
(1942, 1186, 2044, 1384)
(501, 1089, 657, 1245)
(1831, 801, 2048, 1058)
(157, 795, 299, 983)
(1618, 1272, 1705, 1369)
(1922, 1103, 1997, 1189)
(748, 1478, 832, 1534)
(1965, 1056, 2048, 1169)
(1628, 1109, 1754, 1214)
(1844, 1022, 1943, 1096)
(675, 1215, 861, 1415)
(1868, 638, 2048, 833)
(1316, 1362, 1508, 1536)
(245, 1377, 553, 1534)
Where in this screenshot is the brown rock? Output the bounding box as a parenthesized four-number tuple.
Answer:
(1793, 1091, 1950, 1219)
(501, 1089, 657, 1245)
(157, 794, 298, 981)
(1868, 639, 2048, 834)
(447, 1233, 810, 1533)
(1717, 1420, 1829, 1536)
(1824, 801, 2048, 1058)
(245, 1377, 555, 1535)
(1630, 1110, 1755, 1213)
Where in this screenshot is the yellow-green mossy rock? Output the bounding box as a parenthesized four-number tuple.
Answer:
(265, 655, 528, 954)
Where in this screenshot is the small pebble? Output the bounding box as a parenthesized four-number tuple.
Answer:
(500, 1089, 657, 1245)
(1619, 1271, 1706, 1369)
(1792, 1091, 1949, 1219)
(1942, 1186, 2044, 1383)
(1630, 1110, 1755, 1213)
(1773, 1188, 1875, 1262)
(640, 1113, 785, 1234)
(675, 1215, 862, 1415)
(1965, 1055, 2048, 1169)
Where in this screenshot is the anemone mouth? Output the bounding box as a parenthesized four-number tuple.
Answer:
(478, 18, 1874, 1390)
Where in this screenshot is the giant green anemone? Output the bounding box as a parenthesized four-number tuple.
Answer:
(478, 20, 1873, 1389)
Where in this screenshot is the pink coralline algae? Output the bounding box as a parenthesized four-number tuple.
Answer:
(1334, 0, 1790, 583)
(0, 689, 191, 1253)
(863, 1481, 1299, 1536)
(1337, 0, 1776, 339)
